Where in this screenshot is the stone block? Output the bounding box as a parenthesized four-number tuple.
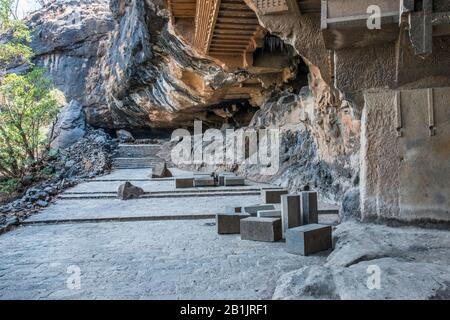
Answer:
(175, 178, 194, 189)
(301, 191, 318, 224)
(224, 176, 245, 186)
(194, 176, 216, 187)
(243, 204, 276, 216)
(286, 224, 332, 256)
(216, 213, 251, 234)
(151, 162, 172, 178)
(218, 173, 236, 186)
(281, 194, 302, 237)
(262, 189, 289, 204)
(117, 182, 144, 200)
(257, 210, 282, 218)
(240, 217, 282, 242)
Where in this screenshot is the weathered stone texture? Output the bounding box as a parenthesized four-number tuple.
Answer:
(50, 100, 86, 150)
(361, 88, 450, 224)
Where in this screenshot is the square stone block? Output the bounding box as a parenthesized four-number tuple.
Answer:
(194, 177, 216, 187)
(286, 224, 332, 256)
(218, 173, 236, 186)
(243, 204, 276, 216)
(257, 210, 282, 218)
(224, 176, 245, 186)
(301, 191, 318, 224)
(261, 189, 289, 204)
(240, 217, 282, 242)
(216, 213, 250, 234)
(175, 178, 194, 189)
(281, 194, 302, 237)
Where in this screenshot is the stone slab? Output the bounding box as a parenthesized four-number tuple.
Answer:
(301, 191, 319, 224)
(243, 204, 276, 216)
(218, 173, 236, 186)
(194, 177, 216, 187)
(257, 210, 282, 218)
(286, 224, 332, 256)
(175, 178, 194, 189)
(281, 194, 302, 237)
(261, 189, 289, 204)
(240, 217, 282, 242)
(224, 176, 245, 186)
(216, 213, 251, 234)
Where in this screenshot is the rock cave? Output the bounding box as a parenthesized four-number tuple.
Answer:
(0, 0, 449, 302)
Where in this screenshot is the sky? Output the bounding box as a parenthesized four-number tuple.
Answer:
(16, 0, 42, 19)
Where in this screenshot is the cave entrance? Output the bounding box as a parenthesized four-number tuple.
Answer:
(252, 34, 310, 94)
(205, 99, 257, 130)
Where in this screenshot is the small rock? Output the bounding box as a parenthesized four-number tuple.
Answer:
(151, 162, 173, 178)
(116, 129, 135, 143)
(5, 216, 19, 228)
(117, 182, 144, 200)
(21, 175, 34, 187)
(94, 135, 107, 145)
(65, 160, 76, 169)
(35, 200, 49, 207)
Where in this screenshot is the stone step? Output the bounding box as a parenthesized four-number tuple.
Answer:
(112, 157, 162, 169)
(58, 190, 261, 200)
(116, 144, 162, 158)
(64, 187, 266, 195)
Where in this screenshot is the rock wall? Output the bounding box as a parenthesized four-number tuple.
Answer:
(28, 0, 257, 130)
(362, 88, 450, 225)
(29, 0, 114, 104)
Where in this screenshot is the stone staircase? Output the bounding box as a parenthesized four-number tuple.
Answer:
(113, 144, 164, 169)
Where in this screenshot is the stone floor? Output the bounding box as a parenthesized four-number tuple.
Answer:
(0, 168, 337, 300)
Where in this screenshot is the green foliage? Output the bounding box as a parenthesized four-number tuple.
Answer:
(0, 177, 19, 193)
(0, 0, 33, 67)
(0, 1, 64, 180)
(0, 68, 63, 178)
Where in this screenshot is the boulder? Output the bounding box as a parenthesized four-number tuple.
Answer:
(116, 129, 135, 143)
(273, 259, 450, 300)
(21, 175, 34, 187)
(340, 187, 361, 222)
(50, 100, 86, 150)
(117, 182, 144, 200)
(151, 162, 172, 178)
(274, 222, 450, 300)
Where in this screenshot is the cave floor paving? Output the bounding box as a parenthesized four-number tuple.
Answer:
(0, 168, 337, 300)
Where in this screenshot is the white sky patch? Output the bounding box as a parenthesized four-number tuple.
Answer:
(16, 0, 42, 19)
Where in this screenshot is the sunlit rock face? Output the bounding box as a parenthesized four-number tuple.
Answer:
(29, 0, 114, 104)
(28, 0, 259, 130)
(86, 0, 240, 129)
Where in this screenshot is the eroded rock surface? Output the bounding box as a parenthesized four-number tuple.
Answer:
(273, 222, 450, 300)
(29, 0, 114, 104)
(50, 100, 86, 150)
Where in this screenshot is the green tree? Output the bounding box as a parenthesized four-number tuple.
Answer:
(0, 0, 62, 179)
(0, 68, 62, 177)
(0, 0, 33, 68)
